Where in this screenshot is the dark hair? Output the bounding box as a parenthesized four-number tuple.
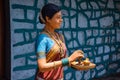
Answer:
(39, 3, 61, 24)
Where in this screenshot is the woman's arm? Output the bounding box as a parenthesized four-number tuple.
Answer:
(37, 50, 84, 72)
(37, 58, 64, 72)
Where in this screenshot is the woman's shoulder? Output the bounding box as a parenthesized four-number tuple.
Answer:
(38, 32, 49, 38)
(37, 33, 50, 41)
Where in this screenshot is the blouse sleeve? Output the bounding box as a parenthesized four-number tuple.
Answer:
(36, 34, 47, 59)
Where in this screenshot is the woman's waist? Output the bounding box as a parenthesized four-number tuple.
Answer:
(37, 67, 63, 80)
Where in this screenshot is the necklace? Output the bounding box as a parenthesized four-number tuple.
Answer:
(43, 29, 64, 57)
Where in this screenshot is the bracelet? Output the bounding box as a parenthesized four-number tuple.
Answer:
(61, 58, 69, 66)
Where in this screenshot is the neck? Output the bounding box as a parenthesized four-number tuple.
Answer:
(44, 25, 55, 33)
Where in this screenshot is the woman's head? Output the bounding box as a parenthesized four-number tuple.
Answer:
(39, 3, 61, 24)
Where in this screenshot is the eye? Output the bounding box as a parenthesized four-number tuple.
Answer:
(57, 16, 62, 19)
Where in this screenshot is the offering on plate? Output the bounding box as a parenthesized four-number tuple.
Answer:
(71, 57, 96, 70)
(83, 58, 90, 66)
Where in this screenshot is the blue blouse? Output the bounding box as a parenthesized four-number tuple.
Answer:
(36, 33, 54, 59)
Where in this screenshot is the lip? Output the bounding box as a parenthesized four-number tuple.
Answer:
(57, 24, 61, 26)
(59, 23, 62, 25)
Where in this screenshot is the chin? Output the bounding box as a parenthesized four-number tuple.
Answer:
(56, 26, 61, 29)
(57, 27, 61, 29)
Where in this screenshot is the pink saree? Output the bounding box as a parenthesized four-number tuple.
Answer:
(35, 31, 67, 80)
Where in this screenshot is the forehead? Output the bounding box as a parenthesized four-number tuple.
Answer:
(54, 11, 62, 16)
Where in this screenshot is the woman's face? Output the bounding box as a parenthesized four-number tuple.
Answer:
(46, 11, 63, 29)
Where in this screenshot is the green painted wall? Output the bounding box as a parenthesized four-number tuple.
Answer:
(10, 0, 120, 80)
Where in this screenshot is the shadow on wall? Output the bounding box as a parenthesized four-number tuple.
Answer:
(93, 72, 120, 80)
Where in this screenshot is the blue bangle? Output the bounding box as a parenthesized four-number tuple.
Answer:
(61, 58, 69, 66)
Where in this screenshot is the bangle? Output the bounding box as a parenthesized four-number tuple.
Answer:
(61, 58, 69, 66)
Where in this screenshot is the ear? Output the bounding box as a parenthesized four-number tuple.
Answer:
(45, 16, 50, 22)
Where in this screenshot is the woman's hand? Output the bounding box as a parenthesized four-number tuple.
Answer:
(68, 50, 84, 63)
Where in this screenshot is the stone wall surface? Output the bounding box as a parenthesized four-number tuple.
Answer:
(10, 0, 120, 80)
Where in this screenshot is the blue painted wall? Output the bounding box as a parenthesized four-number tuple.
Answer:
(10, 0, 120, 80)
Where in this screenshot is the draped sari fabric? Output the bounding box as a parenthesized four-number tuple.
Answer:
(35, 31, 67, 80)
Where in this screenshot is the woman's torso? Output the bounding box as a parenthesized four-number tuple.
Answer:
(36, 31, 67, 80)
